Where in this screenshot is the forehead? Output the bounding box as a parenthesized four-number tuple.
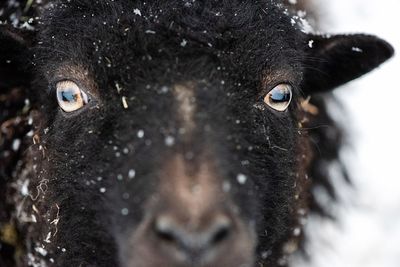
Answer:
(36, 0, 305, 84)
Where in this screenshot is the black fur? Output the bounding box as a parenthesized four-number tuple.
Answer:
(0, 1, 393, 267)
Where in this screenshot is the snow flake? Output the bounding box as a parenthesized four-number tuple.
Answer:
(115, 82, 123, 93)
(128, 169, 136, 179)
(180, 39, 188, 47)
(293, 227, 301, 236)
(121, 208, 129, 216)
(44, 232, 52, 243)
(222, 181, 231, 192)
(236, 173, 247, 184)
(20, 21, 35, 30)
(122, 96, 129, 109)
(299, 18, 313, 33)
(164, 136, 175, 147)
(160, 86, 169, 94)
(21, 180, 30, 196)
(34, 247, 48, 257)
(352, 47, 363, 53)
(261, 250, 272, 259)
(133, 8, 142, 16)
(137, 129, 145, 138)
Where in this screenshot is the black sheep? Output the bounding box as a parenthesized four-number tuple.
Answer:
(0, 0, 394, 266)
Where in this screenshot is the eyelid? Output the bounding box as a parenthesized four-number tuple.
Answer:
(260, 81, 295, 96)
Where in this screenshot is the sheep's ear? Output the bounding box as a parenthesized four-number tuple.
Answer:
(302, 34, 394, 94)
(0, 25, 35, 89)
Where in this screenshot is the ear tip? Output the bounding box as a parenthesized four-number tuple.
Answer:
(379, 38, 395, 61)
(302, 33, 395, 93)
(363, 34, 394, 61)
(350, 34, 395, 66)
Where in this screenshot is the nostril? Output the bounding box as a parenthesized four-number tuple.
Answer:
(210, 222, 231, 245)
(153, 216, 180, 244)
(155, 227, 176, 243)
(153, 214, 233, 250)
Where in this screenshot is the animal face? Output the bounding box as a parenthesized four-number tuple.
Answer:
(0, 1, 393, 267)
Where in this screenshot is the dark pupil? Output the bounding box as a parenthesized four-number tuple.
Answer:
(61, 90, 79, 103)
(270, 89, 290, 102)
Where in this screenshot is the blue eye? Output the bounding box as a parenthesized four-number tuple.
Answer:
(56, 80, 89, 112)
(264, 84, 293, 111)
(60, 90, 79, 102)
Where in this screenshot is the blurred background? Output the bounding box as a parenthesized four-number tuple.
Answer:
(293, 0, 400, 266)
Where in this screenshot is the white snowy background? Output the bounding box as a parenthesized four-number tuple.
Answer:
(293, 0, 400, 267)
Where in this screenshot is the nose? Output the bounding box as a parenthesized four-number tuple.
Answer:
(153, 213, 232, 261)
(124, 156, 255, 266)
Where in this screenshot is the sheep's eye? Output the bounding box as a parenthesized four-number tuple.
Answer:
(56, 81, 89, 112)
(264, 84, 293, 112)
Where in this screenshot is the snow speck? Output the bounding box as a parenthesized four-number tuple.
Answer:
(100, 188, 106, 193)
(44, 232, 52, 243)
(351, 47, 363, 53)
(21, 180, 30, 196)
(236, 173, 247, 184)
(293, 227, 301, 236)
(128, 169, 136, 179)
(137, 130, 145, 138)
(34, 247, 48, 257)
(299, 18, 314, 33)
(164, 136, 175, 147)
(121, 208, 129, 216)
(308, 40, 314, 48)
(20, 21, 34, 31)
(160, 86, 169, 94)
(115, 82, 123, 93)
(180, 39, 188, 47)
(133, 8, 142, 16)
(122, 96, 129, 109)
(222, 181, 231, 192)
(288, 0, 298, 4)
(12, 139, 21, 151)
(261, 250, 272, 259)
